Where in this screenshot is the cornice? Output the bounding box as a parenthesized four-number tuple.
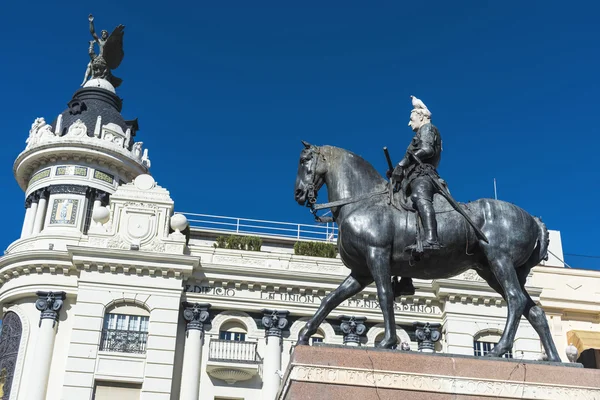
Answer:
(533, 265, 600, 279)
(67, 245, 198, 279)
(13, 142, 147, 191)
(0, 250, 75, 285)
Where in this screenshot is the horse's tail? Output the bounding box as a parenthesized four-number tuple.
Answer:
(524, 216, 550, 269)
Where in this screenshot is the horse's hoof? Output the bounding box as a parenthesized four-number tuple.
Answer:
(375, 338, 398, 349)
(297, 339, 309, 346)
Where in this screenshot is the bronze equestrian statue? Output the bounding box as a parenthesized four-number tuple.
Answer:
(293, 96, 560, 362)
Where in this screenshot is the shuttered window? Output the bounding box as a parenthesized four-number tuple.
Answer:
(93, 382, 141, 400)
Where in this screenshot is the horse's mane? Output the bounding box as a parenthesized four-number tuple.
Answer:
(321, 145, 387, 186)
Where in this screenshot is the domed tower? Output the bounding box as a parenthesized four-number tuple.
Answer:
(10, 75, 150, 251)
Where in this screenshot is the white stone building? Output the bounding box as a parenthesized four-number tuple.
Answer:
(0, 75, 598, 400)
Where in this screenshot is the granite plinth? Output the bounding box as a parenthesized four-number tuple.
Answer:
(278, 344, 600, 400)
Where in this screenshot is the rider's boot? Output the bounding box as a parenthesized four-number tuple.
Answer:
(405, 199, 443, 253)
(416, 199, 443, 249)
(392, 276, 416, 296)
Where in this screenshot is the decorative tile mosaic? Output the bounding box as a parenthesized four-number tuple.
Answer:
(93, 170, 115, 184)
(28, 168, 51, 186)
(56, 165, 88, 177)
(49, 198, 79, 225)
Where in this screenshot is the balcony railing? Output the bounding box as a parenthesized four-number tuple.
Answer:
(209, 339, 261, 363)
(100, 329, 148, 354)
(180, 212, 338, 242)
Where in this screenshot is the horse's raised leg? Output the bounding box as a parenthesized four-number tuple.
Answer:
(479, 247, 527, 357)
(516, 269, 561, 362)
(367, 246, 397, 349)
(297, 273, 373, 345)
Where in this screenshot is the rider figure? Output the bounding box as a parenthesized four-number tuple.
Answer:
(393, 95, 443, 250)
(388, 96, 443, 295)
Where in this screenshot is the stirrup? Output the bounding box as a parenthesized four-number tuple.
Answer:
(422, 240, 444, 250)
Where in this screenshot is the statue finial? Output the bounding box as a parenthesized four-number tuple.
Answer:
(81, 14, 125, 88)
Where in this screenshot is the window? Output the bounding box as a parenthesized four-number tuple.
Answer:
(219, 331, 246, 341)
(93, 381, 141, 400)
(100, 304, 149, 354)
(473, 340, 513, 358)
(473, 331, 513, 359)
(310, 329, 325, 345)
(219, 320, 247, 341)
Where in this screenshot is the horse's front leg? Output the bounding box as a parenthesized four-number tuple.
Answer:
(368, 246, 397, 349)
(298, 273, 373, 345)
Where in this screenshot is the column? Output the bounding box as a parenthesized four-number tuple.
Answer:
(339, 315, 367, 346)
(261, 309, 289, 400)
(20, 196, 34, 238)
(179, 302, 211, 400)
(25, 192, 40, 237)
(28, 291, 66, 400)
(414, 321, 441, 353)
(32, 189, 49, 234)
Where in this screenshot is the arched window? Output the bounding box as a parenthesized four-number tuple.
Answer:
(100, 304, 149, 354)
(473, 331, 513, 358)
(219, 320, 247, 342)
(0, 311, 23, 399)
(310, 329, 325, 345)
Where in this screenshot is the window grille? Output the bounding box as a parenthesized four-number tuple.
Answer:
(100, 313, 149, 354)
(473, 340, 513, 358)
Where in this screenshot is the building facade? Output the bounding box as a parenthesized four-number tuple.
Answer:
(0, 77, 598, 400)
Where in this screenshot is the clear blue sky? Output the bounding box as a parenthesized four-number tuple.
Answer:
(0, 1, 598, 270)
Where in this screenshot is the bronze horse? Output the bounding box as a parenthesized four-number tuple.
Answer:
(294, 142, 560, 361)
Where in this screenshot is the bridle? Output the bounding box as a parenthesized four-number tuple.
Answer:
(302, 146, 331, 222)
(301, 145, 388, 223)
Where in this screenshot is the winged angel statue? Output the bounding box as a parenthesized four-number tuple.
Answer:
(81, 14, 125, 88)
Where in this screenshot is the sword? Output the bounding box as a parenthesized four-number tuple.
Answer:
(383, 147, 394, 204)
(407, 150, 489, 244)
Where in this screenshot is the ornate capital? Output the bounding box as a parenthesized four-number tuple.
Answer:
(261, 309, 289, 338)
(35, 291, 66, 327)
(339, 315, 367, 345)
(413, 321, 441, 352)
(182, 302, 211, 331)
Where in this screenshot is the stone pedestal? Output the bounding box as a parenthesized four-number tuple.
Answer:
(278, 344, 600, 400)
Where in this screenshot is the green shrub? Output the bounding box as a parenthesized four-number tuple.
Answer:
(213, 234, 262, 251)
(294, 241, 337, 258)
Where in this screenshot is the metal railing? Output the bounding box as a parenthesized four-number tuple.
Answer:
(180, 212, 338, 242)
(99, 329, 148, 354)
(208, 339, 261, 363)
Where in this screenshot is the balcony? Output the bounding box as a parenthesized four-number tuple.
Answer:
(206, 339, 262, 384)
(100, 329, 148, 354)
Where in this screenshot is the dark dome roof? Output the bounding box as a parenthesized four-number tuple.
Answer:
(51, 87, 133, 138)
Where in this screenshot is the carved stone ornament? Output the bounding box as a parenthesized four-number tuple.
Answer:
(35, 291, 66, 327)
(339, 315, 367, 345)
(182, 302, 211, 331)
(66, 119, 88, 138)
(413, 321, 441, 352)
(25, 117, 47, 149)
(261, 309, 290, 338)
(107, 234, 129, 250)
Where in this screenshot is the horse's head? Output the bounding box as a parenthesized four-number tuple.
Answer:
(294, 141, 327, 206)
